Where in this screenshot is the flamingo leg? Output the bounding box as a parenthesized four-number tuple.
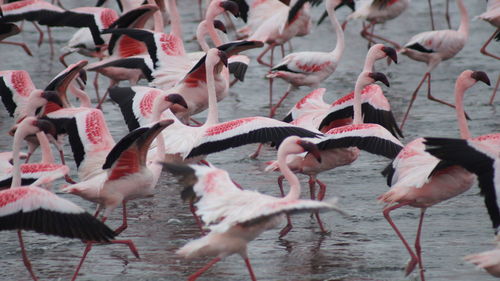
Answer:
(47, 26, 54, 58)
(0, 41, 33, 56)
(244, 258, 257, 281)
(400, 72, 430, 130)
(363, 23, 402, 49)
(59, 51, 73, 67)
(415, 208, 427, 281)
(93, 72, 101, 102)
(71, 242, 93, 281)
(268, 46, 275, 117)
(249, 143, 264, 159)
(316, 179, 327, 201)
(425, 72, 459, 110)
(18, 230, 38, 281)
(427, 0, 435, 30)
(189, 118, 203, 126)
(280, 44, 285, 58)
(256, 43, 275, 68)
(489, 73, 499, 105)
(445, 0, 451, 29)
(287, 41, 293, 53)
(480, 29, 500, 60)
(96, 80, 117, 110)
(190, 199, 206, 235)
(308, 176, 327, 233)
(382, 202, 420, 277)
(32, 22, 44, 47)
(188, 257, 221, 281)
(278, 175, 293, 238)
(360, 21, 376, 48)
(270, 85, 293, 118)
(113, 201, 128, 235)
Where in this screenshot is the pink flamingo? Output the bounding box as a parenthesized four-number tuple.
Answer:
(0, 22, 32, 56)
(377, 70, 491, 280)
(266, 70, 403, 237)
(0, 116, 115, 281)
(163, 136, 345, 281)
(398, 0, 469, 130)
(265, 0, 352, 118)
(477, 0, 499, 104)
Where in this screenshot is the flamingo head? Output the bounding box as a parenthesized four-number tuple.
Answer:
(219, 1, 240, 18)
(471, 71, 491, 86)
(213, 20, 227, 34)
(368, 72, 390, 88)
(382, 46, 398, 64)
(165, 93, 188, 114)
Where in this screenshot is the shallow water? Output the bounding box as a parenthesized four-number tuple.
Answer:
(0, 0, 499, 280)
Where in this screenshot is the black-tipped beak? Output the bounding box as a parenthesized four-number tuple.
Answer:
(78, 69, 87, 85)
(213, 20, 227, 34)
(166, 94, 188, 109)
(218, 50, 229, 67)
(471, 71, 491, 86)
(34, 119, 57, 138)
(336, 0, 355, 11)
(383, 46, 398, 64)
(155, 119, 175, 129)
(369, 72, 390, 87)
(221, 1, 240, 18)
(41, 91, 64, 107)
(298, 140, 322, 163)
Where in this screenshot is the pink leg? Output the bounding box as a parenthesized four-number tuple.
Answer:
(480, 29, 500, 60)
(229, 78, 238, 87)
(382, 202, 419, 277)
(190, 199, 206, 235)
(256, 43, 275, 68)
(316, 179, 327, 201)
(364, 23, 401, 49)
(59, 51, 72, 67)
(280, 44, 285, 58)
(58, 148, 66, 166)
(64, 174, 77, 184)
(96, 80, 117, 109)
(268, 46, 275, 117)
(189, 118, 203, 126)
(249, 143, 264, 159)
(71, 242, 93, 281)
(400, 72, 430, 130)
(244, 258, 257, 281)
(427, 0, 435, 30)
(32, 22, 44, 47)
(308, 177, 327, 233)
(188, 257, 221, 281)
(278, 175, 293, 238)
(270, 88, 292, 118)
(113, 201, 128, 235)
(360, 22, 377, 49)
(0, 41, 33, 56)
(231, 179, 243, 190)
(47, 26, 54, 59)
(415, 208, 427, 281)
(489, 73, 499, 105)
(425, 72, 460, 110)
(18, 230, 38, 281)
(93, 72, 101, 102)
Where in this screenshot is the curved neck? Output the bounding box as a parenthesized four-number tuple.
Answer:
(11, 131, 25, 187)
(69, 82, 91, 108)
(146, 0, 164, 32)
(454, 81, 470, 139)
(37, 131, 55, 163)
(328, 4, 344, 62)
(363, 48, 378, 72)
(353, 75, 364, 125)
(205, 10, 223, 47)
(196, 21, 211, 51)
(279, 151, 301, 200)
(167, 0, 182, 40)
(456, 0, 469, 37)
(205, 58, 219, 125)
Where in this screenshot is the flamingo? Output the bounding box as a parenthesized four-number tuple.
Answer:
(346, 0, 409, 49)
(0, 22, 32, 56)
(398, 0, 469, 130)
(377, 70, 491, 280)
(265, 0, 353, 118)
(1, 116, 116, 281)
(477, 0, 499, 104)
(266, 70, 403, 237)
(163, 136, 345, 281)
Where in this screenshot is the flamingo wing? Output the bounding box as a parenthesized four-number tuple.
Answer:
(0, 186, 116, 241)
(425, 135, 500, 230)
(186, 117, 322, 158)
(404, 30, 466, 57)
(228, 55, 250, 82)
(283, 88, 329, 123)
(317, 123, 403, 159)
(0, 0, 64, 23)
(0, 70, 34, 118)
(272, 52, 332, 75)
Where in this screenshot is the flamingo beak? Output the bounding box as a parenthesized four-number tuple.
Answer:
(213, 20, 227, 34)
(78, 69, 87, 86)
(34, 119, 57, 138)
(41, 91, 64, 107)
(369, 72, 390, 87)
(8, 125, 17, 137)
(166, 94, 188, 109)
(220, 1, 240, 18)
(382, 46, 398, 64)
(218, 50, 229, 67)
(336, 0, 355, 11)
(471, 71, 491, 86)
(298, 140, 322, 163)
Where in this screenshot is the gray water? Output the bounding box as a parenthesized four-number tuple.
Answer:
(0, 0, 499, 280)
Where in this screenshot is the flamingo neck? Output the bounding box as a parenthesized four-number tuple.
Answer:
(454, 81, 470, 139)
(352, 75, 365, 125)
(205, 11, 223, 47)
(155, 131, 166, 158)
(11, 130, 25, 187)
(167, 0, 183, 41)
(196, 21, 211, 51)
(456, 0, 469, 38)
(328, 4, 344, 62)
(363, 48, 378, 72)
(279, 151, 301, 201)
(69, 82, 91, 108)
(205, 59, 219, 125)
(37, 132, 55, 163)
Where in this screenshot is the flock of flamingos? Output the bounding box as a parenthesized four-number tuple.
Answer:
(0, 0, 499, 280)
